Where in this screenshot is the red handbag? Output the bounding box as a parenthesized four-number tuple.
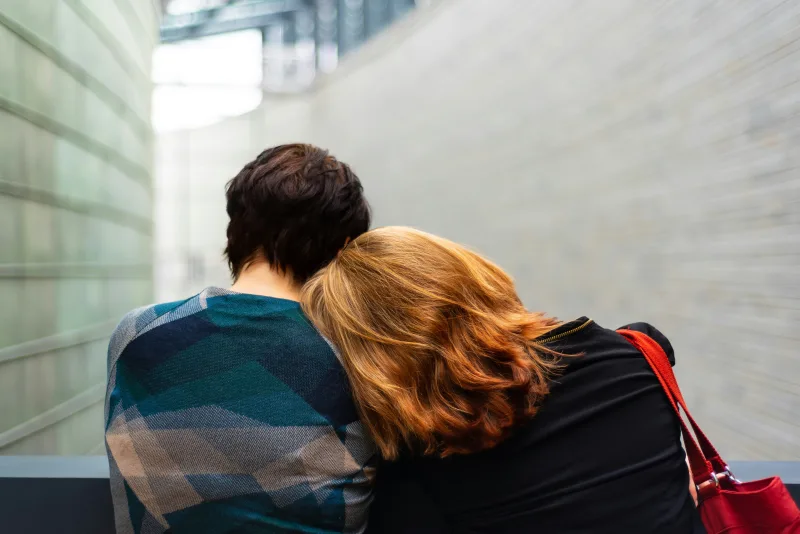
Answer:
(618, 329, 800, 533)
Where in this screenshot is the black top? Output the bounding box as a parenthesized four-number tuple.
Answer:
(366, 319, 705, 534)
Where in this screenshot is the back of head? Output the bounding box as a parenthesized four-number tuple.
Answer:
(301, 227, 561, 460)
(224, 143, 371, 284)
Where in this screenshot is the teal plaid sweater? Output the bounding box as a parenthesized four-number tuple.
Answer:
(104, 287, 375, 533)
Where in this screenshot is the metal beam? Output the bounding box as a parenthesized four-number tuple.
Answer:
(160, 0, 304, 43)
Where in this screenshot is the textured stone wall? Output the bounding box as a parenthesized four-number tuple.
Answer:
(156, 0, 800, 459)
(0, 1, 158, 454)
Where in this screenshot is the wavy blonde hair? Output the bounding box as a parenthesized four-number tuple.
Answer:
(301, 227, 561, 460)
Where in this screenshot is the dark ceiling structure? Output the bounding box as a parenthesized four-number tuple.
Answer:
(160, 0, 417, 60)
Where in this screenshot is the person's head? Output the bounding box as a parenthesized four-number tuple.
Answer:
(301, 227, 561, 460)
(224, 143, 371, 284)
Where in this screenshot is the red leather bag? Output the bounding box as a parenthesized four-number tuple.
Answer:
(618, 329, 800, 533)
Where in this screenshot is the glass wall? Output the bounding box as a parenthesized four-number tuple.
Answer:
(0, 1, 158, 455)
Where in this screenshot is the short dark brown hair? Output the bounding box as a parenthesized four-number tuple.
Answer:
(224, 144, 371, 283)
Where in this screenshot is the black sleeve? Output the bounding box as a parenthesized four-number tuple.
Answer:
(618, 322, 676, 366)
(366, 459, 450, 534)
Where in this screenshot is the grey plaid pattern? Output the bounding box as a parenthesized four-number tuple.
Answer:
(105, 289, 375, 533)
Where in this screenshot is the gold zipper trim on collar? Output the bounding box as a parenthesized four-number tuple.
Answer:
(536, 319, 594, 344)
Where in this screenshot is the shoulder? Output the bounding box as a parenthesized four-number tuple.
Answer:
(616, 322, 675, 366)
(107, 294, 203, 371)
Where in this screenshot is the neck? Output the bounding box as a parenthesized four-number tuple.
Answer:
(230, 261, 301, 301)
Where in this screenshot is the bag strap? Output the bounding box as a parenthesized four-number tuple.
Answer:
(622, 331, 722, 458)
(617, 329, 729, 492)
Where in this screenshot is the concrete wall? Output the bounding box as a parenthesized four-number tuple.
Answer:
(156, 97, 312, 300)
(156, 0, 800, 459)
(0, 1, 158, 454)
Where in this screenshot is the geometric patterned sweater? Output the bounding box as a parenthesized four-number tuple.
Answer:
(104, 287, 375, 534)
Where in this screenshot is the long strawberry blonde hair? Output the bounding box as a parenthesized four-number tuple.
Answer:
(301, 227, 562, 460)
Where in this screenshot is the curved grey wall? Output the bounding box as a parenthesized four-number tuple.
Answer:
(0, 1, 158, 454)
(308, 0, 800, 460)
(156, 0, 800, 459)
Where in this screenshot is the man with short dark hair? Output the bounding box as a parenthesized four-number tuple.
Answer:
(105, 144, 375, 533)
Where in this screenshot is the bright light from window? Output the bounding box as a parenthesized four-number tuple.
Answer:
(153, 30, 263, 86)
(153, 86, 263, 132)
(152, 30, 264, 132)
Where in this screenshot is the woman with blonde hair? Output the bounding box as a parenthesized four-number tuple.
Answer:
(301, 227, 702, 533)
